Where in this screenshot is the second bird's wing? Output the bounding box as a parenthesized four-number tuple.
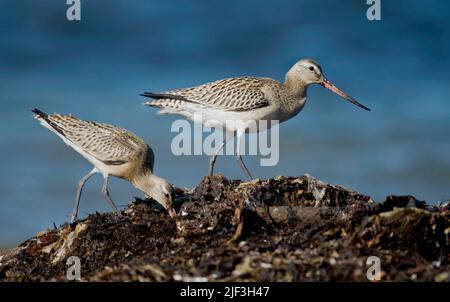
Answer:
(143, 77, 274, 112)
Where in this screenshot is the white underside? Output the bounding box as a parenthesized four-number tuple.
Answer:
(158, 103, 290, 134)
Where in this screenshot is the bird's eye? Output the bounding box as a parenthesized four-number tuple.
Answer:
(309, 66, 315, 71)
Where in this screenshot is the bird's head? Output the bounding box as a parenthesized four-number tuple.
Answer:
(294, 58, 324, 85)
(137, 174, 176, 219)
(287, 58, 371, 111)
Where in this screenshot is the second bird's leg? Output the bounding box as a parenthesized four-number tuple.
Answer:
(101, 176, 121, 216)
(208, 134, 234, 176)
(71, 168, 97, 223)
(235, 131, 253, 180)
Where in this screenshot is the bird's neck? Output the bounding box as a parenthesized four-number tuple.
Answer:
(132, 171, 158, 197)
(280, 75, 308, 119)
(284, 72, 308, 99)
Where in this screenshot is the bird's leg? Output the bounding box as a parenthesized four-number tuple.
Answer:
(208, 134, 234, 176)
(101, 176, 121, 216)
(235, 131, 253, 180)
(71, 168, 97, 223)
(208, 141, 225, 176)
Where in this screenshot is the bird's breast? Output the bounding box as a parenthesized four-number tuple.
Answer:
(278, 97, 307, 123)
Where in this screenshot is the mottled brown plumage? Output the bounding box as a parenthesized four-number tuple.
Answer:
(40, 113, 152, 167)
(32, 109, 175, 222)
(142, 59, 370, 179)
(143, 77, 274, 112)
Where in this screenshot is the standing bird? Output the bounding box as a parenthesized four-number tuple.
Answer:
(32, 109, 176, 222)
(142, 58, 370, 179)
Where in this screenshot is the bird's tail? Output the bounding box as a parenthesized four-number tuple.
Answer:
(141, 92, 188, 101)
(142, 99, 167, 108)
(31, 108, 66, 136)
(31, 108, 48, 120)
(141, 92, 194, 109)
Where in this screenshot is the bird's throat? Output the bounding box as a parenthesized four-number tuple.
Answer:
(284, 76, 307, 99)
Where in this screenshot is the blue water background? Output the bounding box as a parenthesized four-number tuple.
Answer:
(1, 0, 449, 249)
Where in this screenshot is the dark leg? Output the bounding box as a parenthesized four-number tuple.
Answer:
(208, 135, 234, 176)
(102, 176, 121, 216)
(71, 168, 97, 223)
(235, 131, 253, 180)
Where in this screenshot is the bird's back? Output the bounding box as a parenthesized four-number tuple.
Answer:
(143, 76, 282, 113)
(32, 109, 150, 168)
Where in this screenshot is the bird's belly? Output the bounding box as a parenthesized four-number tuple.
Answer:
(195, 106, 279, 133)
(92, 161, 136, 182)
(67, 142, 131, 179)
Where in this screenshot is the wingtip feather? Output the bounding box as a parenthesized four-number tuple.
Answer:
(31, 108, 47, 119)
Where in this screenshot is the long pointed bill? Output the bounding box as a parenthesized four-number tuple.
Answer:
(320, 78, 371, 111)
(168, 208, 177, 219)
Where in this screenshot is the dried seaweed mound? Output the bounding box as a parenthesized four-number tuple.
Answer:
(0, 174, 449, 281)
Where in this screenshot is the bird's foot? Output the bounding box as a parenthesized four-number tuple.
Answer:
(70, 215, 78, 224)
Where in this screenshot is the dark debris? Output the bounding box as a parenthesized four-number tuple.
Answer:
(0, 174, 448, 281)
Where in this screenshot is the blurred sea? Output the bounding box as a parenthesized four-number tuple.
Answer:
(1, 0, 449, 249)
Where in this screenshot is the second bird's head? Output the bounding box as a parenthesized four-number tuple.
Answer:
(287, 58, 371, 111)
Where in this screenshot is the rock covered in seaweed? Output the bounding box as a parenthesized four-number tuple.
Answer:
(0, 174, 448, 282)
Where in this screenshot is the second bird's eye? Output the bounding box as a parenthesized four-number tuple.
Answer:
(309, 66, 315, 71)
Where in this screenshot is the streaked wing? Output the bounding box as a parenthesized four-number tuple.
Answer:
(47, 114, 146, 165)
(143, 77, 274, 111)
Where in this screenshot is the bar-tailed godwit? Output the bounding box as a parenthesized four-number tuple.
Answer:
(32, 109, 176, 222)
(142, 58, 370, 179)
